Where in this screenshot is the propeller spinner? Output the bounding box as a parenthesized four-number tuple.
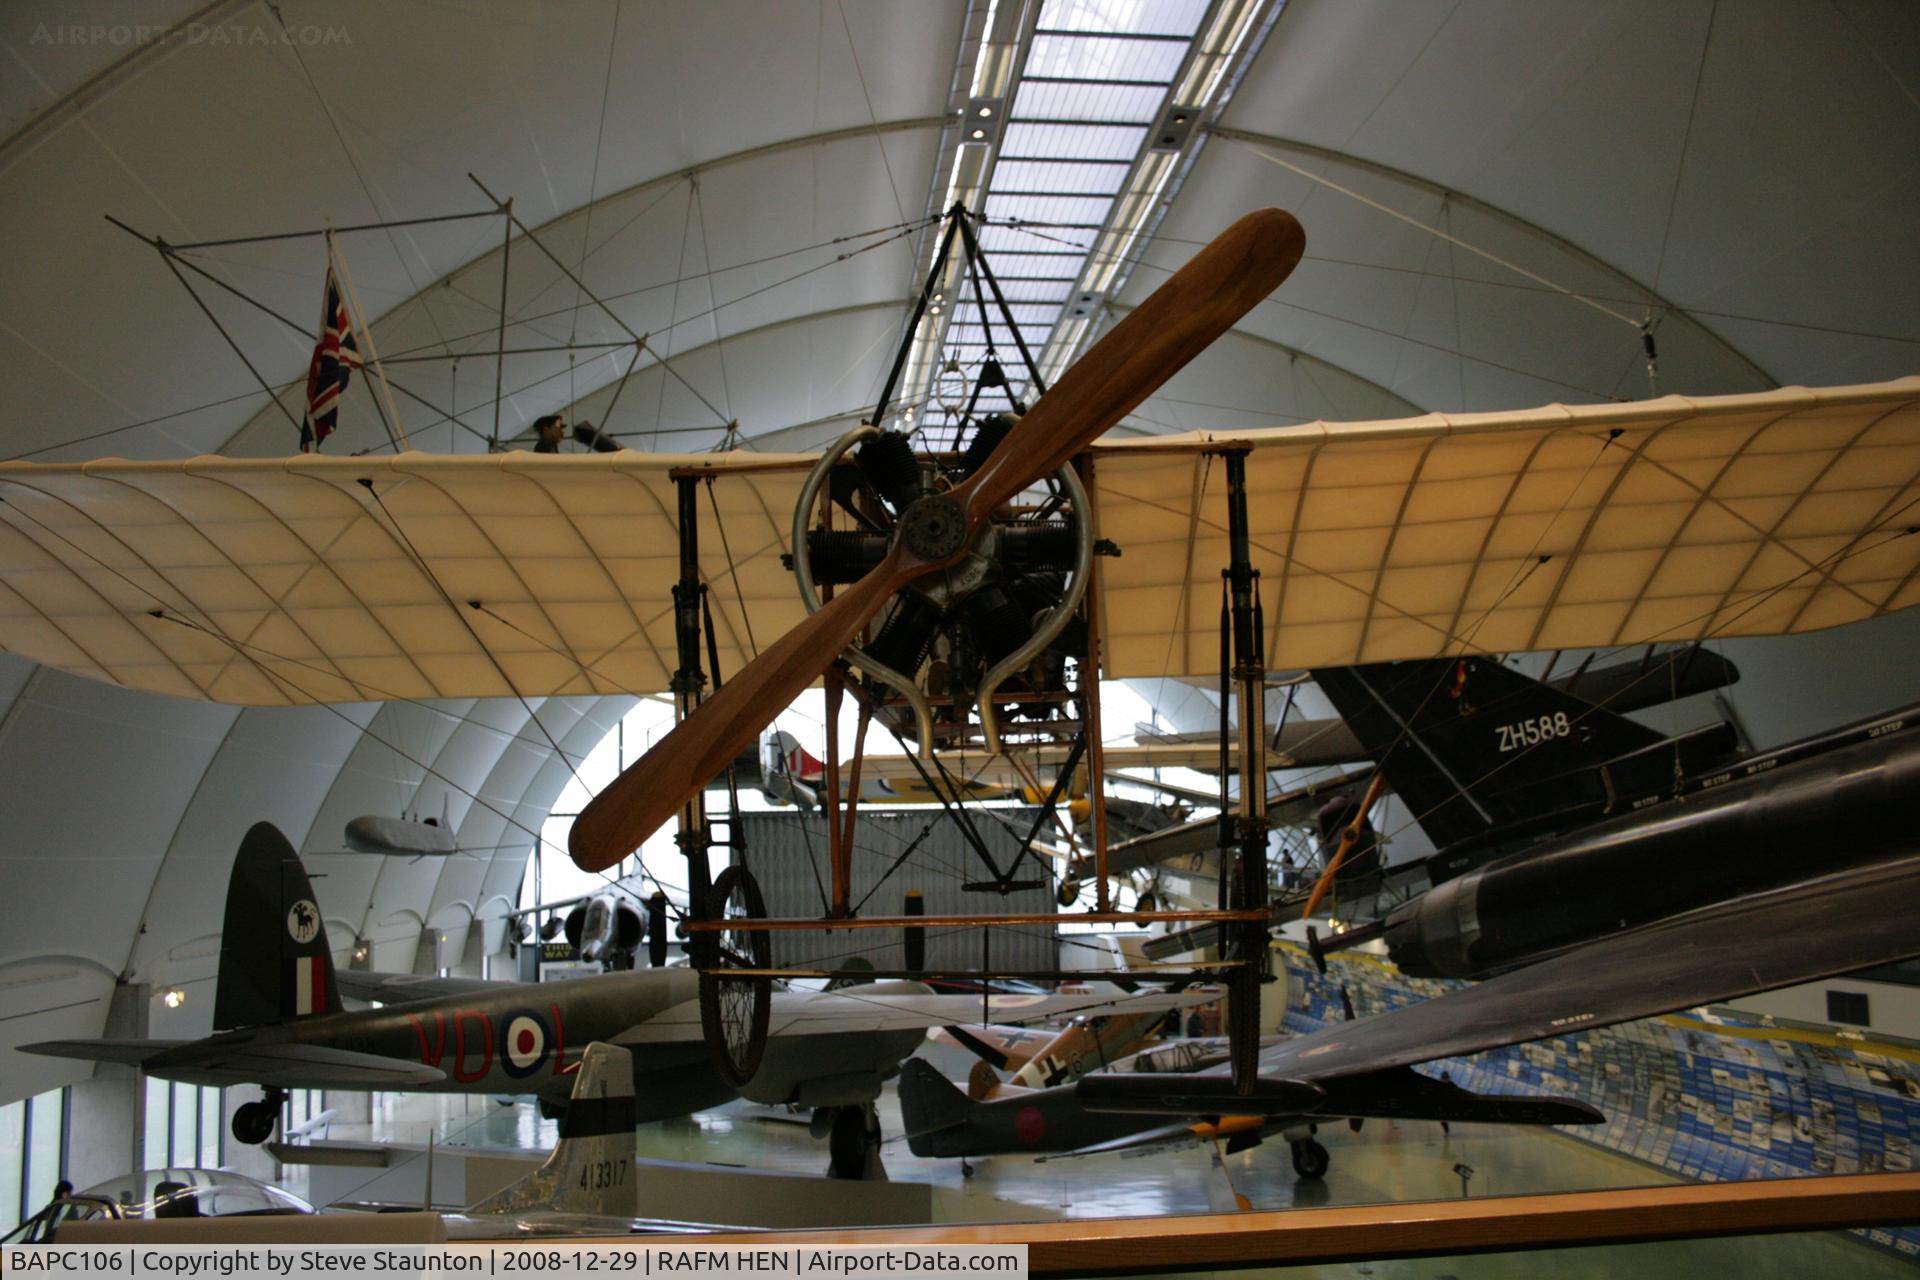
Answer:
(570, 207, 1306, 872)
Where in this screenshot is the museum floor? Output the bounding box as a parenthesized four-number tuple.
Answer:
(271, 1054, 1915, 1276)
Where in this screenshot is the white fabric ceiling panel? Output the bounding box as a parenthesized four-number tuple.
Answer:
(0, 667, 237, 972)
(1220, 0, 1918, 392)
(0, 0, 962, 463)
(300, 697, 473, 944)
(413, 697, 578, 937)
(214, 126, 942, 457)
(1121, 324, 1420, 435)
(125, 701, 377, 1006)
(1125, 142, 1773, 414)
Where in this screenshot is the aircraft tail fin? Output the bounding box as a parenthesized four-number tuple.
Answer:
(213, 822, 342, 1031)
(898, 1057, 976, 1150)
(1312, 658, 1666, 849)
(467, 1042, 637, 1219)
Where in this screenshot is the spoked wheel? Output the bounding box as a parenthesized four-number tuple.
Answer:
(699, 864, 772, 1088)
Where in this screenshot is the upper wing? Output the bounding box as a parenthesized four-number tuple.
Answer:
(618, 985, 1208, 1044)
(1080, 852, 1920, 1115)
(334, 970, 505, 1005)
(2, 380, 1914, 707)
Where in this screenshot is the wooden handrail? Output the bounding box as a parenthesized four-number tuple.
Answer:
(459, 1173, 1920, 1273)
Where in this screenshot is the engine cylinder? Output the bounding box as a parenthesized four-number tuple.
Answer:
(857, 432, 925, 512)
(959, 413, 1016, 478)
(965, 584, 1033, 663)
(866, 596, 943, 674)
(806, 529, 889, 584)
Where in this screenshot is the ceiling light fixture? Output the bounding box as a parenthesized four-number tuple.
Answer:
(161, 988, 185, 1009)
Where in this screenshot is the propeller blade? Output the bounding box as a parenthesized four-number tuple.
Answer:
(569, 548, 913, 870)
(959, 207, 1304, 520)
(569, 207, 1306, 873)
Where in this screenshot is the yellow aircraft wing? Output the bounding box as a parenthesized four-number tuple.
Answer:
(1, 378, 1914, 705)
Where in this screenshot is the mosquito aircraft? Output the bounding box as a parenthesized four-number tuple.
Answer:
(18, 821, 1199, 1173)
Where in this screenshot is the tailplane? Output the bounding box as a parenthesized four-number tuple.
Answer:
(468, 1042, 638, 1219)
(1312, 658, 1667, 850)
(213, 822, 342, 1030)
(898, 1057, 976, 1150)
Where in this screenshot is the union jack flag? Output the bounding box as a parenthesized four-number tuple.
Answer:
(302, 267, 362, 452)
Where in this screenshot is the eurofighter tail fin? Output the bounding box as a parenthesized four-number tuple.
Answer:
(213, 822, 342, 1030)
(468, 1042, 637, 1219)
(1312, 658, 1666, 850)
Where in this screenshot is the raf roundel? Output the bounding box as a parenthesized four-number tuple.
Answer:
(500, 1009, 552, 1077)
(286, 899, 320, 944)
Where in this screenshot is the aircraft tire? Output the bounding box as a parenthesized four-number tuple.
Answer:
(827, 1105, 866, 1179)
(231, 1100, 276, 1146)
(699, 864, 771, 1088)
(1291, 1138, 1329, 1180)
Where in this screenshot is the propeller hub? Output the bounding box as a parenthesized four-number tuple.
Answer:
(896, 494, 969, 561)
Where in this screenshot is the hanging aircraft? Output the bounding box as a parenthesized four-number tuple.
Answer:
(17, 821, 1201, 1166)
(1303, 659, 1920, 979)
(2, 203, 1917, 1104)
(1076, 848, 1920, 1124)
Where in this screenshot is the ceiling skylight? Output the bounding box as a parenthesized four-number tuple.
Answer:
(900, 0, 1284, 449)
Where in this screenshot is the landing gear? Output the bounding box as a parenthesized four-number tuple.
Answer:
(826, 1103, 883, 1180)
(960, 1158, 976, 1180)
(698, 864, 772, 1088)
(1290, 1137, 1329, 1180)
(230, 1089, 285, 1145)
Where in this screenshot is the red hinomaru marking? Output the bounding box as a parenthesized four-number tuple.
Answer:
(1014, 1105, 1046, 1146)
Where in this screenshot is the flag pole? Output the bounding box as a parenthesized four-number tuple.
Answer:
(326, 227, 410, 452)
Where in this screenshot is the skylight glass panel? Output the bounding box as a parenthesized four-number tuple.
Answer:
(993, 279, 1074, 303)
(991, 161, 1130, 196)
(1024, 34, 1190, 83)
(1008, 304, 1064, 327)
(990, 253, 1098, 278)
(1037, 0, 1210, 37)
(1001, 122, 1147, 160)
(978, 224, 1092, 255)
(1012, 80, 1168, 124)
(985, 193, 1114, 227)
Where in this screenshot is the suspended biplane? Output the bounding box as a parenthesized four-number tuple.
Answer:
(2, 196, 1919, 1090)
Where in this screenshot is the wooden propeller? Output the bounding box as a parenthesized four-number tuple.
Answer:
(570, 207, 1306, 872)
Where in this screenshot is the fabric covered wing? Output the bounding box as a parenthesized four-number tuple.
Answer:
(619, 986, 1208, 1044)
(2, 380, 1916, 706)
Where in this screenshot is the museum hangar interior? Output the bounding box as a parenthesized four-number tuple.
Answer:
(1, 0, 1918, 1267)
